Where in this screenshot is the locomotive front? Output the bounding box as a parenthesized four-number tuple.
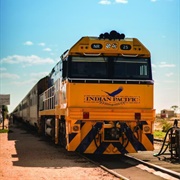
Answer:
(58, 31, 155, 154)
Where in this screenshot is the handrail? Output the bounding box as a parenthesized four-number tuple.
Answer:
(67, 78, 154, 84)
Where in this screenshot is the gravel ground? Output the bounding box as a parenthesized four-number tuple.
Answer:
(0, 121, 119, 180)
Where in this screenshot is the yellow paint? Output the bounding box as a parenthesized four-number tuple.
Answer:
(66, 83, 153, 109)
(69, 37, 150, 57)
(39, 36, 154, 154)
(141, 134, 154, 151)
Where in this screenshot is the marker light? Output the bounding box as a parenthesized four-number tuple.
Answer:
(73, 125, 79, 132)
(135, 113, 141, 120)
(143, 125, 151, 133)
(83, 112, 89, 119)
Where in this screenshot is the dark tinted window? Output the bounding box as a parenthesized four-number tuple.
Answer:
(70, 57, 108, 78)
(68, 56, 152, 80)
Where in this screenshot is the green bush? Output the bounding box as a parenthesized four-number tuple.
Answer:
(154, 130, 166, 139)
(162, 121, 172, 132)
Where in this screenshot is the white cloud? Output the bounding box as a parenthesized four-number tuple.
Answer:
(99, 0, 128, 5)
(165, 72, 174, 77)
(50, 53, 55, 56)
(24, 41, 33, 46)
(38, 42, 46, 46)
(30, 72, 49, 78)
(11, 74, 48, 86)
(163, 80, 176, 83)
(99, 0, 111, 5)
(151, 0, 157, 2)
(115, 0, 128, 3)
(1, 55, 54, 66)
(0, 67, 7, 71)
(12, 79, 37, 86)
(159, 62, 175, 68)
(43, 48, 52, 52)
(1, 72, 20, 79)
(161, 35, 166, 38)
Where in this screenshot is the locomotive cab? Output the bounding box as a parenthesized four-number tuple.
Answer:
(39, 31, 155, 154)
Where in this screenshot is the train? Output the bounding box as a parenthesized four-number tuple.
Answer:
(12, 30, 155, 154)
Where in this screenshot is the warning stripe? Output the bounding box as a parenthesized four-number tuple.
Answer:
(68, 121, 153, 154)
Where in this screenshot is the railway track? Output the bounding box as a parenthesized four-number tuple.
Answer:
(81, 140, 180, 180)
(82, 153, 179, 180)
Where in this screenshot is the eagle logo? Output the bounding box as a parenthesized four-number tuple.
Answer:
(102, 87, 123, 97)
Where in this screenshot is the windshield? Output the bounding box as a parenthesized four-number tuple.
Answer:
(69, 56, 152, 80)
(114, 58, 150, 79)
(70, 57, 108, 78)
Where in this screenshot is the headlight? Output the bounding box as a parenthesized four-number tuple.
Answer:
(110, 127, 120, 139)
(106, 43, 111, 49)
(112, 43, 117, 49)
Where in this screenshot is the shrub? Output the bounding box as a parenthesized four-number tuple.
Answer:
(154, 130, 166, 139)
(162, 121, 172, 132)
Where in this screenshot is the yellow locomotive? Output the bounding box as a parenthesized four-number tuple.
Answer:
(14, 31, 155, 154)
(39, 31, 155, 154)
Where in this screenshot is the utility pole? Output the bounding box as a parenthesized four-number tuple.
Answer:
(2, 105, 5, 130)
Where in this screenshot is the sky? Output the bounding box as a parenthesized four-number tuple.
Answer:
(0, 0, 179, 113)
